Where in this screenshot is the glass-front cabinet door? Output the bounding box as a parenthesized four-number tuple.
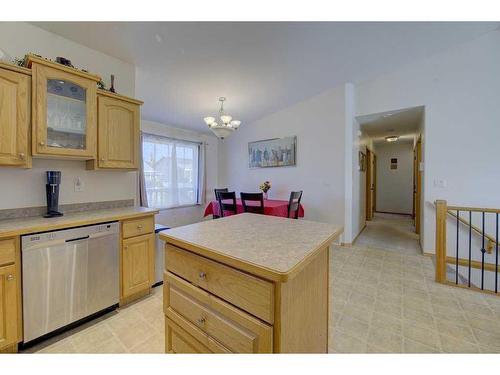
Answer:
(30, 57, 98, 159)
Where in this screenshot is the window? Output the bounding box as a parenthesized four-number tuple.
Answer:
(142, 133, 201, 209)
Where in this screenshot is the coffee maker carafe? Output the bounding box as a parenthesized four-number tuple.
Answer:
(44, 171, 63, 218)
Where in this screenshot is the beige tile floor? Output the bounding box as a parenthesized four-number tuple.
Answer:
(24, 214, 500, 354)
(23, 286, 165, 354)
(355, 213, 421, 255)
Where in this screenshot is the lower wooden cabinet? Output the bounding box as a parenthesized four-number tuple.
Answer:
(121, 232, 154, 300)
(0, 264, 18, 350)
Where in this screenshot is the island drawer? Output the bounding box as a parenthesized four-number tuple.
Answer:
(164, 271, 273, 353)
(0, 238, 16, 266)
(122, 216, 154, 239)
(166, 244, 274, 324)
(166, 312, 231, 354)
(166, 317, 211, 353)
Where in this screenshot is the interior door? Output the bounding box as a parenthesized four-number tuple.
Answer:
(365, 149, 375, 221)
(0, 68, 31, 167)
(414, 137, 422, 234)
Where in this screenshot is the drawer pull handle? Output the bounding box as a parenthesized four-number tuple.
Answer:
(199, 272, 207, 280)
(6, 274, 14, 281)
(137, 224, 143, 230)
(196, 317, 206, 326)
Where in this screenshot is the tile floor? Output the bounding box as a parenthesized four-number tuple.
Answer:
(24, 214, 500, 354)
(23, 286, 165, 354)
(354, 213, 421, 255)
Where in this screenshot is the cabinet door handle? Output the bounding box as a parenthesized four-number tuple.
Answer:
(100, 157, 105, 161)
(196, 317, 206, 326)
(39, 141, 45, 146)
(19, 153, 25, 160)
(137, 224, 143, 230)
(6, 274, 14, 281)
(199, 271, 207, 280)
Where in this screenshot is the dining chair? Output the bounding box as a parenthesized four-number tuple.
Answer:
(240, 192, 265, 214)
(216, 191, 238, 218)
(287, 191, 303, 219)
(213, 188, 229, 218)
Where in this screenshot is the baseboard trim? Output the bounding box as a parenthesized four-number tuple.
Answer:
(341, 224, 367, 247)
(375, 210, 412, 217)
(422, 251, 434, 257)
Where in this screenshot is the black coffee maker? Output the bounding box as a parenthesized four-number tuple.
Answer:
(44, 171, 63, 218)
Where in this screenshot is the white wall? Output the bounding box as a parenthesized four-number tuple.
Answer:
(218, 86, 346, 231)
(356, 29, 500, 253)
(141, 120, 219, 228)
(0, 22, 137, 210)
(374, 141, 414, 214)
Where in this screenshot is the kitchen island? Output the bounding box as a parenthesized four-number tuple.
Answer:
(160, 213, 343, 353)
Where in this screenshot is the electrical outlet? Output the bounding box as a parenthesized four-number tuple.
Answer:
(74, 176, 84, 192)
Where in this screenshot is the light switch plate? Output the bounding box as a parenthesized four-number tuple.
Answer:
(434, 179, 447, 188)
(74, 177, 84, 192)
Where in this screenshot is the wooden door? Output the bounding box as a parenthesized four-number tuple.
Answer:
(414, 137, 422, 234)
(97, 95, 140, 169)
(122, 233, 154, 298)
(365, 149, 376, 220)
(0, 264, 18, 350)
(0, 68, 31, 167)
(32, 63, 97, 159)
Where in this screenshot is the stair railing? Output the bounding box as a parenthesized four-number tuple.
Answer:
(435, 200, 500, 294)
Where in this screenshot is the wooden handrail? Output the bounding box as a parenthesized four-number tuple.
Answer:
(446, 210, 497, 254)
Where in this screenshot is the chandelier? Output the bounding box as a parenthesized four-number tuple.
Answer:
(204, 97, 241, 139)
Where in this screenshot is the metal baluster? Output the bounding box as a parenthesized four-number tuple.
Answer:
(481, 211, 485, 290)
(496, 213, 499, 294)
(456, 210, 459, 284)
(468, 211, 472, 288)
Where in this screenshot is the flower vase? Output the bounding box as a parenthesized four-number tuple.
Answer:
(263, 192, 268, 200)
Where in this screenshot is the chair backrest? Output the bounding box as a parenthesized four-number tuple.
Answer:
(288, 191, 303, 219)
(214, 188, 228, 200)
(240, 192, 265, 214)
(216, 191, 237, 217)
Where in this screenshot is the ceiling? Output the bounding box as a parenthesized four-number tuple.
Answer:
(358, 106, 424, 143)
(33, 22, 499, 133)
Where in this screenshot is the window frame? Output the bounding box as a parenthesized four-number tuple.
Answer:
(142, 132, 202, 211)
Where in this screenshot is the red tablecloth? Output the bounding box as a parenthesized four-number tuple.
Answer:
(204, 198, 304, 218)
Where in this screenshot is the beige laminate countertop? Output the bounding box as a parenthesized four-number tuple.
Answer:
(160, 213, 343, 281)
(0, 206, 158, 237)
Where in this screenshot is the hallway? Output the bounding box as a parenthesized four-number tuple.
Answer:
(354, 213, 421, 255)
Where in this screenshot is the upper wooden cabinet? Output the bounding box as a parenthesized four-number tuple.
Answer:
(28, 55, 100, 160)
(0, 63, 31, 168)
(87, 90, 142, 170)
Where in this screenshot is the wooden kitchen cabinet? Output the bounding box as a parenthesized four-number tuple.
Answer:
(0, 264, 18, 352)
(28, 54, 100, 160)
(87, 91, 142, 170)
(120, 233, 155, 304)
(0, 63, 31, 168)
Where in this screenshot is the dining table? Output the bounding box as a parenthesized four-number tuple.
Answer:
(203, 198, 305, 218)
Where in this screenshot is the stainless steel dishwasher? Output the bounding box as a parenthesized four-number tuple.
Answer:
(21, 222, 119, 343)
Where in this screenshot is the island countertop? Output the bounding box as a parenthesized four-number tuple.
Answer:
(160, 213, 343, 281)
(0, 206, 158, 237)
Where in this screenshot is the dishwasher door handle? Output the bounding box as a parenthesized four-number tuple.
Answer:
(65, 235, 90, 243)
